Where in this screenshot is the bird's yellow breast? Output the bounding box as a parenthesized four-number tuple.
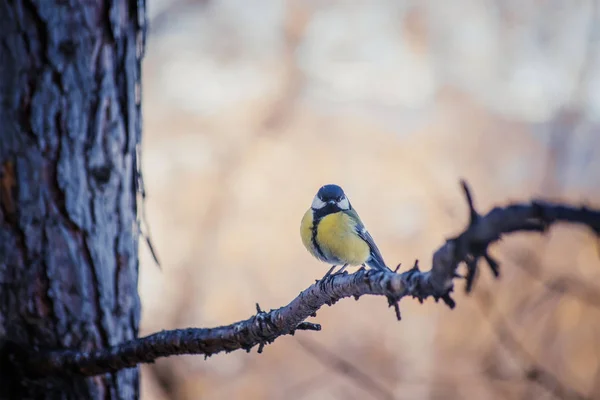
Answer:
(300, 209, 319, 258)
(301, 207, 371, 266)
(317, 212, 370, 265)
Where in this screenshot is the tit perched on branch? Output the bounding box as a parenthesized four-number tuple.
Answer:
(300, 184, 391, 277)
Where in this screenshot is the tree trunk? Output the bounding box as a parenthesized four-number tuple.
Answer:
(0, 1, 145, 398)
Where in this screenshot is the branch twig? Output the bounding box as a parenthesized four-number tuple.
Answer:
(17, 181, 600, 378)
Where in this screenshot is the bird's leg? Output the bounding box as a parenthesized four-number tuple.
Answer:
(321, 265, 338, 280)
(332, 264, 349, 276)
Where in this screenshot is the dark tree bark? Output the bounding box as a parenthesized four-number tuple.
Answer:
(0, 0, 145, 398)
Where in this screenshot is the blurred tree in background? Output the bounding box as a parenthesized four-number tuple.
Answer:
(139, 1, 600, 399)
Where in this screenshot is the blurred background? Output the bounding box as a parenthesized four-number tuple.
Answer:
(137, 1, 600, 399)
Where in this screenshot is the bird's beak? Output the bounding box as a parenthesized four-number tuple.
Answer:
(328, 200, 336, 205)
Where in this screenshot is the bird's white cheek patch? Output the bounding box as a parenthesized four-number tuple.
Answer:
(311, 196, 327, 209)
(337, 197, 350, 210)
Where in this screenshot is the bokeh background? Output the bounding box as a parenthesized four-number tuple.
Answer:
(137, 1, 600, 399)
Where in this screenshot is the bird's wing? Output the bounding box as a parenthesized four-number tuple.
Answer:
(345, 208, 389, 271)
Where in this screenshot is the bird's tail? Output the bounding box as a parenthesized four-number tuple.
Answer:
(367, 252, 391, 272)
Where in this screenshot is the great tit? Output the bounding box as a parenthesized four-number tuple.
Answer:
(300, 184, 390, 277)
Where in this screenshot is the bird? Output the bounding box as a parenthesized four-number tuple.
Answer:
(300, 184, 390, 278)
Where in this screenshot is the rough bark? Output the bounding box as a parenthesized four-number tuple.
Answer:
(0, 0, 145, 398)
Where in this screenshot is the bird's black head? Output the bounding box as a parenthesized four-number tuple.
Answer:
(317, 184, 345, 202)
(311, 184, 350, 211)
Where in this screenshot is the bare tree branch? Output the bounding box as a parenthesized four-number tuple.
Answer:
(14, 181, 600, 378)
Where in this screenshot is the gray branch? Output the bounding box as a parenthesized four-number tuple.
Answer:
(15, 181, 600, 378)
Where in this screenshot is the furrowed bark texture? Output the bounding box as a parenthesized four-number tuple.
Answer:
(0, 1, 145, 398)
